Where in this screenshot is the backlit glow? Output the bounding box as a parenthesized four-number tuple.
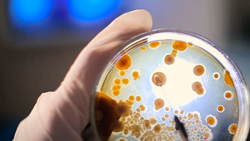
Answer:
(68, 0, 122, 22)
(9, 0, 54, 23)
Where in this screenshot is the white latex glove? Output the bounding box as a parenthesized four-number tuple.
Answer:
(14, 9, 152, 141)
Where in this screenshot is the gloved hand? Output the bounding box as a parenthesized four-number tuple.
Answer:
(14, 9, 152, 141)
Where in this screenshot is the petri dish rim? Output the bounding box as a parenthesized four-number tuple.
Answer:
(90, 29, 250, 141)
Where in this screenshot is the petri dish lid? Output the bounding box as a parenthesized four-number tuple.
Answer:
(91, 29, 250, 141)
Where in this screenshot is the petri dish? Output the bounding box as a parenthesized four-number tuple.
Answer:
(91, 29, 250, 141)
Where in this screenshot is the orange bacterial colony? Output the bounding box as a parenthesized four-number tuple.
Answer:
(122, 78, 129, 85)
(95, 40, 239, 140)
(119, 70, 126, 76)
(206, 115, 218, 128)
(217, 105, 225, 113)
(132, 71, 140, 80)
(228, 123, 237, 134)
(154, 98, 164, 110)
(164, 55, 175, 65)
(192, 81, 205, 95)
(152, 72, 166, 86)
(224, 91, 233, 101)
(172, 40, 188, 51)
(224, 70, 234, 86)
(141, 46, 146, 51)
(115, 55, 132, 70)
(114, 79, 121, 84)
(149, 41, 160, 49)
(136, 96, 141, 102)
(193, 65, 205, 76)
(213, 72, 220, 80)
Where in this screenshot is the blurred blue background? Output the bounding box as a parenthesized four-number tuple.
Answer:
(0, 0, 249, 140)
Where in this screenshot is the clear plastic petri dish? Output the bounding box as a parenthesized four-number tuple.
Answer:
(91, 29, 250, 141)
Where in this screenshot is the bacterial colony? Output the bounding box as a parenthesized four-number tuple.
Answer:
(94, 40, 239, 141)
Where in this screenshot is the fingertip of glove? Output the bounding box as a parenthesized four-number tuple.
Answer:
(113, 9, 153, 33)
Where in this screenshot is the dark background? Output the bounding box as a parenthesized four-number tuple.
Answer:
(0, 0, 249, 140)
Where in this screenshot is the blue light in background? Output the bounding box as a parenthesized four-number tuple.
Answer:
(68, 0, 122, 22)
(9, 0, 54, 23)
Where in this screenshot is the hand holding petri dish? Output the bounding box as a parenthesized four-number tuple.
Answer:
(91, 29, 250, 141)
